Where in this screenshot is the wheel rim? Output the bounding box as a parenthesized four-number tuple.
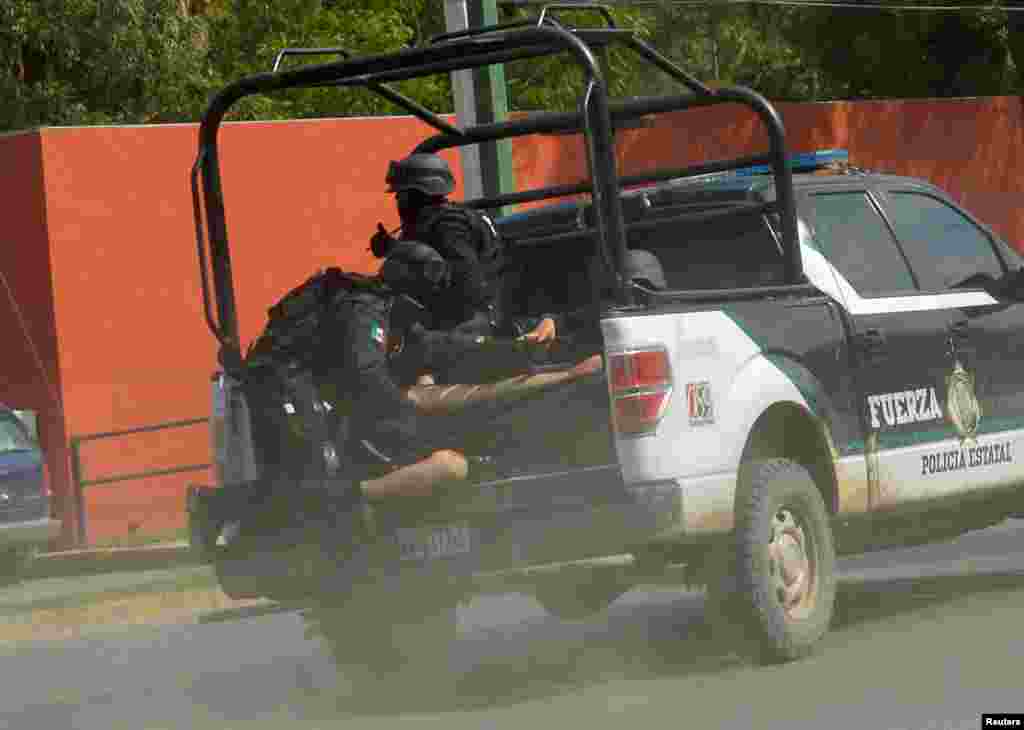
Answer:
(767, 508, 816, 620)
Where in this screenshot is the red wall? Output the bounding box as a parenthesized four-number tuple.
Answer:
(0, 131, 74, 544)
(38, 118, 465, 540)
(7, 97, 1024, 543)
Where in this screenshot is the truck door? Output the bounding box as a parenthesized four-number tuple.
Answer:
(804, 186, 984, 512)
(605, 207, 858, 533)
(876, 186, 1023, 494)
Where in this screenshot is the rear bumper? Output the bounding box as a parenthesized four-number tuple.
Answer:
(0, 517, 62, 548)
(209, 473, 683, 601)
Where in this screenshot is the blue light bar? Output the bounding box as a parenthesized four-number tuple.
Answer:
(733, 149, 849, 177)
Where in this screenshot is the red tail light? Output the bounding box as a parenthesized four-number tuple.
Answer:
(609, 347, 672, 436)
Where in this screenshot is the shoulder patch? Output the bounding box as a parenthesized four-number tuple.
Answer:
(370, 320, 387, 349)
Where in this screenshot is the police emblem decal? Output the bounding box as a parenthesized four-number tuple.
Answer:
(945, 360, 982, 446)
(687, 382, 714, 425)
(370, 320, 386, 350)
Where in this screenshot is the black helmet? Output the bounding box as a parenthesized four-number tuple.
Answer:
(379, 240, 451, 302)
(624, 249, 667, 290)
(386, 154, 455, 197)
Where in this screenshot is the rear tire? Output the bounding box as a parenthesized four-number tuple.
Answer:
(717, 459, 837, 663)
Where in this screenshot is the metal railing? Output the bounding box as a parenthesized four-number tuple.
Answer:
(69, 417, 211, 546)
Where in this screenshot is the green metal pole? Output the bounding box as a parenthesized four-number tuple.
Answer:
(443, 0, 484, 201)
(69, 438, 88, 546)
(470, 0, 516, 215)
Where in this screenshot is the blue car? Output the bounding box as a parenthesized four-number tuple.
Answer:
(0, 406, 60, 583)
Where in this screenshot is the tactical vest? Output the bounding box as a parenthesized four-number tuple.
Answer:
(241, 268, 390, 488)
(409, 203, 506, 329)
(412, 203, 504, 278)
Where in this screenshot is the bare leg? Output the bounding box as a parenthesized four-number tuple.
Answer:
(359, 449, 468, 500)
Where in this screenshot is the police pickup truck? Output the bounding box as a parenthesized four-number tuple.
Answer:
(188, 12, 1024, 679)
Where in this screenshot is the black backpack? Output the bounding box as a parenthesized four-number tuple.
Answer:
(240, 268, 385, 489)
(246, 268, 379, 369)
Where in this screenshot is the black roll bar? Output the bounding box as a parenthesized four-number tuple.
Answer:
(191, 149, 222, 344)
(195, 22, 627, 371)
(624, 36, 711, 96)
(193, 13, 801, 371)
(427, 2, 616, 45)
(459, 151, 772, 211)
(417, 85, 799, 282)
(272, 47, 464, 137)
(429, 18, 538, 45)
(537, 4, 618, 29)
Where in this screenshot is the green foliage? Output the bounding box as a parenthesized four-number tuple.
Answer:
(500, 5, 657, 111)
(0, 0, 214, 129)
(633, 3, 822, 101)
(795, 4, 1014, 100)
(501, 1, 1018, 105)
(0, 0, 451, 131)
(205, 0, 452, 120)
(2, 0, 1023, 133)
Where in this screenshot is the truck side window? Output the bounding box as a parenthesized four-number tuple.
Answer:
(884, 191, 1004, 291)
(808, 191, 916, 296)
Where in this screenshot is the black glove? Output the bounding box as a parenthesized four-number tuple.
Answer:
(370, 223, 397, 259)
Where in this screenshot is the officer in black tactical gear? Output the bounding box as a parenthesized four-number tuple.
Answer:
(342, 239, 603, 503)
(370, 153, 533, 337)
(369, 153, 667, 385)
(370, 153, 567, 389)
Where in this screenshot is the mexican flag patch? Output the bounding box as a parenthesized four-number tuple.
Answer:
(371, 320, 386, 349)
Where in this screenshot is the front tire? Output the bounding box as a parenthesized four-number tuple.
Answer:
(727, 459, 837, 663)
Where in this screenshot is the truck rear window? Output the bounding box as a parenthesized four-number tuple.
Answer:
(502, 234, 594, 319)
(628, 210, 786, 290)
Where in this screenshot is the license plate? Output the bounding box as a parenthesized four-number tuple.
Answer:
(397, 523, 473, 561)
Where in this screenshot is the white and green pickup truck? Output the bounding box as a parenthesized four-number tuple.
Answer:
(187, 10, 1024, 678)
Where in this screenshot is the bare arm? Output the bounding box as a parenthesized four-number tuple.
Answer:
(402, 354, 603, 415)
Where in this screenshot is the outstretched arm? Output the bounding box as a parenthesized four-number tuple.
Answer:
(402, 353, 603, 415)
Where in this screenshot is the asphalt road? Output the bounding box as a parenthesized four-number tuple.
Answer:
(3, 521, 1024, 730)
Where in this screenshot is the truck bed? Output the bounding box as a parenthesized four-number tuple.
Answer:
(211, 373, 680, 602)
(214, 462, 679, 602)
